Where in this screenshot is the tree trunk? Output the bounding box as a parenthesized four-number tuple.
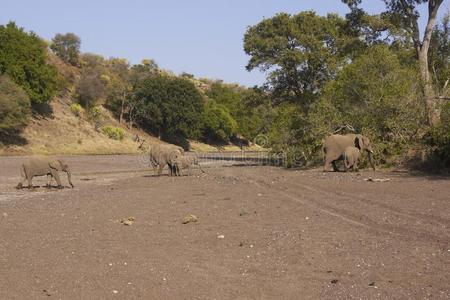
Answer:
(401, 0, 444, 125)
(119, 98, 125, 124)
(418, 0, 444, 125)
(128, 106, 134, 130)
(419, 50, 439, 125)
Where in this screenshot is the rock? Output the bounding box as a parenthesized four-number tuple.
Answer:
(365, 177, 390, 182)
(369, 282, 375, 286)
(182, 214, 198, 224)
(120, 217, 135, 226)
(331, 279, 338, 284)
(218, 234, 225, 239)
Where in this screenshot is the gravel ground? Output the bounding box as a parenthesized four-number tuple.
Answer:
(0, 155, 449, 299)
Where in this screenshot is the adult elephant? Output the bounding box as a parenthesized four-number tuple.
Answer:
(17, 156, 74, 189)
(323, 134, 375, 172)
(139, 141, 184, 176)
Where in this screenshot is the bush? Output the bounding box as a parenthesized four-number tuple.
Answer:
(133, 75, 204, 138)
(70, 103, 83, 116)
(0, 75, 31, 135)
(268, 103, 322, 167)
(76, 69, 106, 108)
(314, 45, 425, 165)
(101, 126, 125, 140)
(50, 33, 81, 66)
(0, 22, 58, 104)
(202, 101, 238, 142)
(424, 103, 450, 169)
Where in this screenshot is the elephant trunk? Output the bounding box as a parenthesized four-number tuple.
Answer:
(367, 151, 375, 171)
(65, 168, 74, 188)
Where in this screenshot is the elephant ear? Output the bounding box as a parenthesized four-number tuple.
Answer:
(49, 160, 64, 171)
(354, 136, 362, 150)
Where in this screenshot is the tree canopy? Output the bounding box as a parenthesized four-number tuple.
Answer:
(50, 33, 81, 66)
(133, 75, 205, 138)
(0, 22, 58, 104)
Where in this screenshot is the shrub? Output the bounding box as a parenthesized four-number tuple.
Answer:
(133, 75, 204, 138)
(0, 75, 31, 135)
(202, 101, 238, 142)
(50, 33, 81, 66)
(314, 45, 425, 165)
(0, 22, 58, 104)
(101, 126, 125, 140)
(424, 102, 450, 169)
(70, 103, 83, 116)
(76, 69, 106, 108)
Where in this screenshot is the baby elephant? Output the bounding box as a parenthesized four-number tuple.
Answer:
(343, 146, 361, 172)
(17, 156, 74, 189)
(173, 154, 205, 176)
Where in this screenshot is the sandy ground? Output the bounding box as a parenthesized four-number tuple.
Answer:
(0, 155, 449, 299)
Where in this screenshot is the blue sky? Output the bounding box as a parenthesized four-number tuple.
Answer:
(1, 0, 448, 86)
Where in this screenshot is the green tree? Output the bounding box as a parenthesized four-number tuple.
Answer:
(50, 33, 81, 66)
(317, 45, 425, 163)
(429, 12, 450, 98)
(104, 58, 131, 124)
(342, 0, 446, 124)
(0, 75, 31, 136)
(0, 22, 58, 104)
(206, 82, 273, 141)
(244, 12, 357, 111)
(202, 101, 237, 142)
(133, 75, 204, 138)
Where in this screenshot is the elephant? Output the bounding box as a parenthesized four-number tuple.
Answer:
(173, 154, 205, 176)
(343, 146, 361, 172)
(323, 133, 375, 172)
(17, 156, 74, 189)
(139, 141, 184, 176)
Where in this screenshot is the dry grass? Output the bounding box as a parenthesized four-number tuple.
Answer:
(1, 95, 267, 156)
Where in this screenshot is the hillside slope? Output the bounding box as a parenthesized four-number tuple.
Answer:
(0, 96, 264, 156)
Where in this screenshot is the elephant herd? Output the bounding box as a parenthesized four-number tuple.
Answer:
(15, 140, 204, 189)
(137, 140, 204, 177)
(15, 133, 374, 190)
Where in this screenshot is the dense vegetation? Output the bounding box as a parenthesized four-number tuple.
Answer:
(0, 22, 58, 104)
(0, 0, 448, 170)
(0, 75, 31, 137)
(244, 2, 449, 168)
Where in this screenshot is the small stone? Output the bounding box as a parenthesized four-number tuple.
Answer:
(182, 215, 198, 224)
(331, 279, 338, 284)
(112, 290, 118, 294)
(218, 234, 225, 239)
(369, 282, 375, 286)
(120, 217, 135, 226)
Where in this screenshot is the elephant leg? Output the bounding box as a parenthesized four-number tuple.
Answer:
(50, 170, 63, 188)
(152, 163, 158, 176)
(331, 160, 340, 172)
(27, 176, 33, 189)
(17, 175, 27, 189)
(157, 164, 164, 176)
(46, 174, 53, 188)
(323, 157, 333, 172)
(343, 159, 348, 172)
